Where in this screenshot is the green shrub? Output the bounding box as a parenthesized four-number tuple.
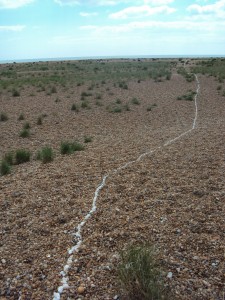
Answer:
(4, 152, 14, 165)
(112, 107, 122, 113)
(124, 103, 130, 111)
(116, 98, 122, 104)
(118, 244, 169, 300)
(177, 90, 195, 101)
(20, 128, 30, 138)
(71, 103, 79, 111)
(81, 101, 89, 109)
(18, 113, 25, 121)
(51, 85, 57, 93)
(0, 160, 11, 176)
(131, 97, 140, 105)
(119, 81, 128, 89)
(84, 136, 92, 143)
(12, 89, 20, 97)
(60, 141, 73, 155)
(0, 112, 8, 122)
(60, 140, 84, 154)
(70, 142, 84, 152)
(38, 146, 54, 163)
(23, 122, 31, 129)
(147, 103, 157, 111)
(37, 116, 43, 125)
(15, 149, 31, 164)
(95, 100, 103, 106)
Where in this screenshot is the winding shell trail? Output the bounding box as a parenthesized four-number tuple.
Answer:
(53, 74, 200, 300)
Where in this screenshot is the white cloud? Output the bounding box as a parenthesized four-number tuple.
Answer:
(54, 0, 80, 6)
(109, 5, 175, 19)
(95, 0, 117, 5)
(80, 11, 98, 17)
(0, 0, 34, 9)
(0, 25, 25, 31)
(80, 20, 225, 33)
(187, 0, 225, 18)
(143, 0, 174, 5)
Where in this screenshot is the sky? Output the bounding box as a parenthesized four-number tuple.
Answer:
(0, 0, 225, 61)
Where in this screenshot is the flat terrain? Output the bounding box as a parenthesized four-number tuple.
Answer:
(0, 59, 224, 299)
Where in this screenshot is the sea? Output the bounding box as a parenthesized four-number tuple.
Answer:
(0, 55, 225, 64)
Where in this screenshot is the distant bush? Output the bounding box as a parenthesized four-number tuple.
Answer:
(4, 152, 14, 165)
(147, 103, 157, 111)
(71, 103, 79, 111)
(37, 116, 43, 125)
(23, 122, 30, 129)
(119, 81, 128, 89)
(118, 244, 169, 300)
(51, 85, 57, 93)
(131, 97, 140, 105)
(0, 159, 11, 176)
(177, 90, 196, 101)
(38, 146, 54, 163)
(112, 107, 122, 113)
(20, 128, 30, 138)
(61, 141, 84, 154)
(124, 103, 130, 111)
(12, 88, 20, 97)
(81, 101, 89, 109)
(84, 136, 92, 143)
(116, 98, 122, 104)
(18, 113, 25, 121)
(60, 141, 73, 155)
(15, 149, 31, 165)
(0, 112, 8, 122)
(70, 142, 84, 152)
(95, 100, 103, 106)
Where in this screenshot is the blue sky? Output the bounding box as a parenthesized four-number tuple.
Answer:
(0, 0, 225, 60)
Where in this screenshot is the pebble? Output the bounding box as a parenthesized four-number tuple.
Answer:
(77, 286, 85, 294)
(167, 272, 173, 279)
(1, 259, 6, 264)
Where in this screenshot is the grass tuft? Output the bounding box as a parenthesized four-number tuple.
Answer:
(118, 244, 169, 300)
(71, 103, 79, 111)
(18, 113, 25, 121)
(19, 128, 30, 138)
(60, 141, 84, 154)
(84, 136, 92, 143)
(131, 97, 140, 105)
(38, 146, 54, 163)
(0, 159, 11, 176)
(0, 112, 8, 122)
(15, 149, 31, 165)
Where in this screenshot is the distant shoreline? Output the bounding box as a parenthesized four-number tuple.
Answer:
(1, 54, 225, 64)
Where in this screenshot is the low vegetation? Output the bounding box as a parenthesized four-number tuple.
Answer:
(0, 112, 8, 122)
(19, 128, 30, 138)
(131, 97, 140, 105)
(0, 159, 11, 176)
(118, 244, 169, 300)
(192, 58, 225, 81)
(15, 149, 31, 165)
(177, 90, 196, 101)
(37, 146, 54, 163)
(60, 141, 84, 155)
